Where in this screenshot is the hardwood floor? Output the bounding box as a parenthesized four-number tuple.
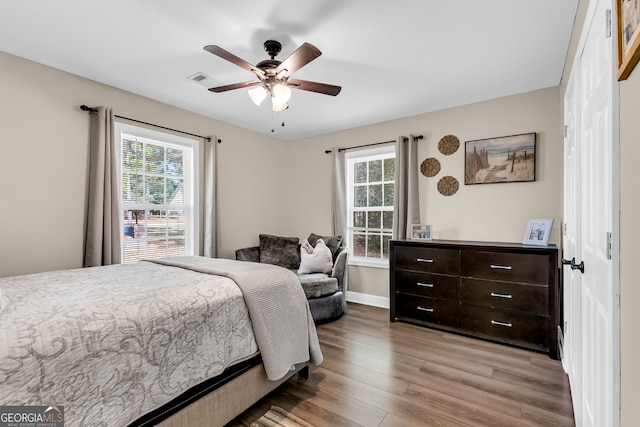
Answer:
(228, 303, 574, 427)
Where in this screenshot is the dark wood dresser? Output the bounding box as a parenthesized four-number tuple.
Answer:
(389, 239, 559, 359)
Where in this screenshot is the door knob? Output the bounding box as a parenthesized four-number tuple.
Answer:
(562, 257, 585, 274)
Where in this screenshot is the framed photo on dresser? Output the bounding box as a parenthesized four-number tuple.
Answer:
(410, 224, 432, 240)
(522, 218, 553, 246)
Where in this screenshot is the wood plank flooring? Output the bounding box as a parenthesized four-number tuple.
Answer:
(227, 303, 574, 427)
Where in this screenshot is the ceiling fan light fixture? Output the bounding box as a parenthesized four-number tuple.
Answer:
(248, 86, 267, 106)
(272, 83, 292, 105)
(272, 100, 288, 112)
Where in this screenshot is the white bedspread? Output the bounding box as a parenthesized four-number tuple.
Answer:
(0, 257, 321, 426)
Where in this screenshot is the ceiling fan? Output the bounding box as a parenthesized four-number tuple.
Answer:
(204, 40, 341, 112)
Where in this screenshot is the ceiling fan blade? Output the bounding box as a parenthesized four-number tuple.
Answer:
(275, 43, 322, 78)
(204, 45, 265, 77)
(288, 78, 341, 96)
(208, 81, 262, 93)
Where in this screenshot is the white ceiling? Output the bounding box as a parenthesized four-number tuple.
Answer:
(0, 0, 578, 141)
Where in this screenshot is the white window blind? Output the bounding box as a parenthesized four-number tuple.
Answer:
(117, 125, 197, 264)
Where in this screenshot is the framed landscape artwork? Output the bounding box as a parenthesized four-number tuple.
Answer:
(464, 132, 536, 185)
(617, 0, 640, 80)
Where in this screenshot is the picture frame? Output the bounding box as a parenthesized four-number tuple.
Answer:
(464, 132, 536, 185)
(617, 0, 640, 80)
(522, 218, 553, 246)
(411, 224, 432, 240)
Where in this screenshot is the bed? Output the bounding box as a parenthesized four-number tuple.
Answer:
(0, 256, 322, 426)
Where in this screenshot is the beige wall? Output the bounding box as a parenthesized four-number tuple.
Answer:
(0, 50, 288, 277)
(619, 53, 640, 427)
(284, 88, 563, 297)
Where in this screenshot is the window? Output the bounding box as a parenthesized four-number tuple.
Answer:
(346, 146, 395, 267)
(116, 123, 198, 263)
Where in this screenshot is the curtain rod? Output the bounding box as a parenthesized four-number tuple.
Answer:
(324, 135, 423, 154)
(80, 105, 220, 143)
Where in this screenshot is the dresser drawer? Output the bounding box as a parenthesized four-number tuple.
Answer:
(395, 270, 459, 300)
(461, 250, 549, 285)
(461, 305, 548, 347)
(460, 278, 548, 315)
(395, 293, 460, 328)
(394, 246, 460, 275)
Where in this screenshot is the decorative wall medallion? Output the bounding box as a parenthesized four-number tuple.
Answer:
(438, 135, 460, 155)
(437, 176, 459, 196)
(420, 157, 441, 177)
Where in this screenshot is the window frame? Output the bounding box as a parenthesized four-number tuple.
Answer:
(345, 145, 395, 268)
(115, 122, 199, 263)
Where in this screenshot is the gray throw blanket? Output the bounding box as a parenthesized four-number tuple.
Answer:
(147, 256, 323, 380)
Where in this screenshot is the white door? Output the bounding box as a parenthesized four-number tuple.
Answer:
(580, 1, 614, 422)
(563, 63, 583, 425)
(564, 0, 618, 425)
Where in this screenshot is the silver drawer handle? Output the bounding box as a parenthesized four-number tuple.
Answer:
(417, 258, 434, 263)
(490, 264, 512, 270)
(490, 292, 513, 299)
(417, 306, 434, 312)
(417, 282, 434, 288)
(491, 320, 513, 328)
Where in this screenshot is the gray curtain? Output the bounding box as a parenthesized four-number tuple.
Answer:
(393, 135, 421, 239)
(332, 147, 347, 238)
(84, 106, 121, 267)
(203, 137, 217, 257)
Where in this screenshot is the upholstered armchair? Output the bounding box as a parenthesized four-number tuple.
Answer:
(235, 233, 348, 323)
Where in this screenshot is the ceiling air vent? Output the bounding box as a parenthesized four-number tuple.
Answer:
(187, 72, 220, 88)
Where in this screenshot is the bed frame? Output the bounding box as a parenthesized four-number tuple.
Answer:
(130, 355, 308, 427)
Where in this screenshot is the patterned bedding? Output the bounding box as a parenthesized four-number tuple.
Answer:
(0, 258, 319, 426)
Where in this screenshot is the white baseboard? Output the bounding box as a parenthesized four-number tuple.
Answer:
(346, 291, 390, 309)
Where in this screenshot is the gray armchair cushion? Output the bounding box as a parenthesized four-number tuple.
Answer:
(258, 234, 301, 270)
(235, 246, 260, 262)
(298, 274, 339, 299)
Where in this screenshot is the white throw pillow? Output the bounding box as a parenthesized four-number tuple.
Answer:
(298, 239, 333, 274)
